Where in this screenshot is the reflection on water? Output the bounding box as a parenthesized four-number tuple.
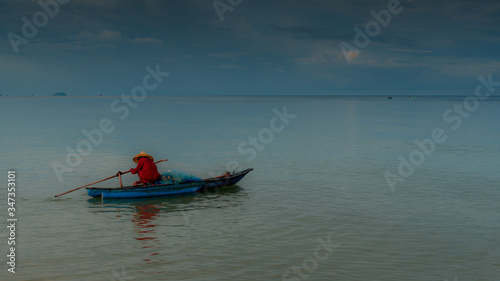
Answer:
(132, 204, 161, 265)
(84, 186, 246, 275)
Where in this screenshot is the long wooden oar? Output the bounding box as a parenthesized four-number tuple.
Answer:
(54, 159, 167, 197)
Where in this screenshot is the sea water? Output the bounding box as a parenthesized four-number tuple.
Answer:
(0, 95, 499, 281)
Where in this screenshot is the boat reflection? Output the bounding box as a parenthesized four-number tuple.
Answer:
(86, 185, 246, 265)
(131, 203, 162, 265)
(132, 203, 160, 243)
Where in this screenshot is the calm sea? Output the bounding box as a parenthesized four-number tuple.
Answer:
(0, 95, 499, 281)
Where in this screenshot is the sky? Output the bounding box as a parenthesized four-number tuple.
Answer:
(1, 0, 500, 96)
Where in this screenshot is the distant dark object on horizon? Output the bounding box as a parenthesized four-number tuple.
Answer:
(53, 92, 67, 96)
(387, 96, 392, 100)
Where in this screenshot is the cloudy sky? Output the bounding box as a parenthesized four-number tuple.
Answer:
(1, 0, 500, 96)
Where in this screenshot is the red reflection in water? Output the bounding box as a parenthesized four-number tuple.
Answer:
(132, 204, 162, 263)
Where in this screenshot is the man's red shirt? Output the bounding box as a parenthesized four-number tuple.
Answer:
(130, 157, 161, 184)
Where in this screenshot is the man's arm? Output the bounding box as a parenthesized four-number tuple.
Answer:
(130, 158, 145, 174)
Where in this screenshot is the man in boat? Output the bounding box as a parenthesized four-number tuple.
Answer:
(129, 151, 162, 186)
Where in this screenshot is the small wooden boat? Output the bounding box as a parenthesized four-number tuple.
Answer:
(86, 168, 253, 199)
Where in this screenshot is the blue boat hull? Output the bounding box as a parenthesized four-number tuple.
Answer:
(86, 168, 252, 199)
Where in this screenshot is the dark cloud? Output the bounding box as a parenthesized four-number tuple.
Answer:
(0, 0, 499, 95)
